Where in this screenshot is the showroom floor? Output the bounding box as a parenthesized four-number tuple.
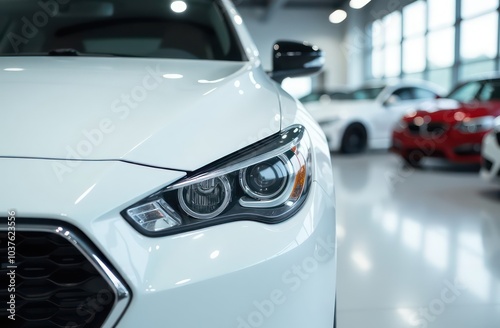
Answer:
(333, 151, 500, 328)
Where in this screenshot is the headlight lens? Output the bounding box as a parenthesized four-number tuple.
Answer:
(494, 116, 500, 132)
(123, 125, 312, 236)
(455, 116, 495, 134)
(239, 155, 289, 200)
(394, 119, 408, 132)
(178, 176, 232, 219)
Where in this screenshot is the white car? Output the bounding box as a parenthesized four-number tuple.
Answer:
(0, 1, 336, 328)
(306, 80, 444, 153)
(481, 127, 500, 183)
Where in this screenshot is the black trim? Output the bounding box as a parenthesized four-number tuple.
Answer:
(483, 157, 494, 171)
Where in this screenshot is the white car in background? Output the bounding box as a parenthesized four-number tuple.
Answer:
(481, 126, 500, 183)
(306, 80, 445, 153)
(0, 0, 336, 327)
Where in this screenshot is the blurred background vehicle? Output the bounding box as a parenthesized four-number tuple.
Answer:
(304, 79, 444, 153)
(299, 89, 353, 104)
(391, 77, 500, 166)
(481, 124, 500, 183)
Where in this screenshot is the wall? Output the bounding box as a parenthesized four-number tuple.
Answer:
(238, 7, 348, 89)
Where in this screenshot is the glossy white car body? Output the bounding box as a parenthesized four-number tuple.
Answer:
(0, 1, 336, 327)
(306, 81, 445, 152)
(481, 128, 500, 183)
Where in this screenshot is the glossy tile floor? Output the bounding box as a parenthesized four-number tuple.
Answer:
(333, 152, 500, 328)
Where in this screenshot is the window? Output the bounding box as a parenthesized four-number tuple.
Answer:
(352, 87, 385, 100)
(414, 88, 438, 99)
(448, 82, 482, 102)
(372, 47, 384, 78)
(384, 12, 402, 44)
(367, 0, 500, 91)
(403, 37, 426, 73)
(427, 0, 456, 92)
(402, 1, 426, 75)
(370, 12, 402, 79)
(462, 0, 499, 19)
(372, 20, 384, 48)
(0, 0, 245, 61)
(460, 11, 499, 62)
(428, 28, 455, 69)
(403, 1, 426, 37)
(392, 88, 414, 101)
(370, 19, 384, 79)
(479, 81, 500, 101)
(384, 12, 402, 77)
(385, 44, 401, 77)
(428, 0, 456, 29)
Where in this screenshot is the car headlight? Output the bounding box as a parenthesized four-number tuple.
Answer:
(394, 119, 408, 132)
(455, 116, 495, 134)
(123, 125, 312, 236)
(494, 116, 500, 132)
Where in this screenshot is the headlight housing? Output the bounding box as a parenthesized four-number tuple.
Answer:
(494, 116, 500, 132)
(394, 119, 408, 132)
(455, 116, 495, 134)
(123, 125, 312, 236)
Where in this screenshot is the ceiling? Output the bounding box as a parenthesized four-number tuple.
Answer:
(235, 0, 349, 21)
(235, 0, 349, 8)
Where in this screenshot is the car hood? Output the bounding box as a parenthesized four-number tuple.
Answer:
(413, 98, 460, 112)
(407, 101, 500, 123)
(307, 100, 377, 122)
(0, 57, 280, 171)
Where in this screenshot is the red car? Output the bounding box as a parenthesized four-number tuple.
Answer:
(391, 77, 500, 166)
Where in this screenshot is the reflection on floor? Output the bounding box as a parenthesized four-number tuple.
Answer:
(333, 151, 500, 328)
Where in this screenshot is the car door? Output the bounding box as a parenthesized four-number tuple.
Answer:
(375, 87, 438, 142)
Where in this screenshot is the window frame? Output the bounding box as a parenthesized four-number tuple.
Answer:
(365, 0, 500, 91)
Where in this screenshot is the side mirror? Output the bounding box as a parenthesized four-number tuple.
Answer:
(271, 41, 325, 83)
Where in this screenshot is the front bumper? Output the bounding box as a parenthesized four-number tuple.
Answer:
(391, 128, 487, 164)
(481, 131, 500, 182)
(0, 158, 336, 328)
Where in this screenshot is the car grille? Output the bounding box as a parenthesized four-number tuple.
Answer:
(408, 123, 448, 137)
(454, 143, 482, 156)
(483, 158, 494, 171)
(0, 222, 130, 328)
(407, 123, 421, 135)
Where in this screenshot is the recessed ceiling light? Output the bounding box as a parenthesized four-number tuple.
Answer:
(350, 0, 372, 9)
(170, 1, 187, 13)
(329, 10, 347, 24)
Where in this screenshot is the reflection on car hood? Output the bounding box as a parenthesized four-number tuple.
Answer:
(0, 57, 280, 171)
(414, 98, 460, 112)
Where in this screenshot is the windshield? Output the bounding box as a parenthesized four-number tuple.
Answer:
(448, 80, 500, 103)
(0, 0, 245, 61)
(351, 87, 385, 100)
